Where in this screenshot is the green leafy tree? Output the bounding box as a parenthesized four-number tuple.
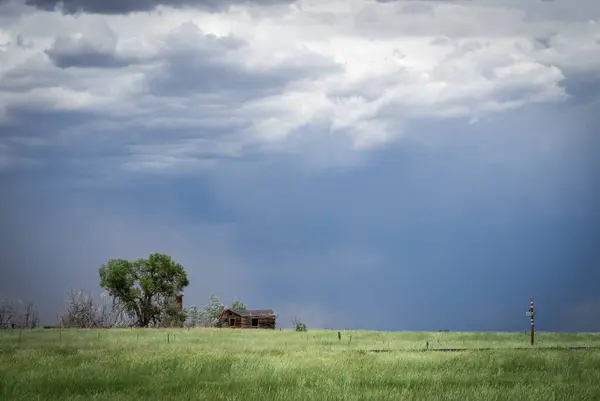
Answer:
(230, 297, 247, 311)
(98, 253, 189, 327)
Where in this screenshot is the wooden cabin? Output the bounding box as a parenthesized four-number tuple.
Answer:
(220, 308, 276, 329)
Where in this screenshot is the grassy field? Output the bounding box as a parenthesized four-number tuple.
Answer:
(1, 329, 600, 401)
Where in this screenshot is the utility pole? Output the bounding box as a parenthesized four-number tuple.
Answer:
(526, 295, 535, 346)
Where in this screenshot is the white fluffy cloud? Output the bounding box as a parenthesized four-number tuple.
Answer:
(0, 0, 599, 172)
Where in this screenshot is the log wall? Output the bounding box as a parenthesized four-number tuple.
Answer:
(221, 310, 242, 328)
(240, 316, 276, 329)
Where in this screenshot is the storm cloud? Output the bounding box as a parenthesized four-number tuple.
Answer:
(44, 29, 136, 69)
(21, 0, 296, 14)
(1, 0, 599, 330)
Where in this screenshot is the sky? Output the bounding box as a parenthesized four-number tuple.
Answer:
(0, 0, 599, 331)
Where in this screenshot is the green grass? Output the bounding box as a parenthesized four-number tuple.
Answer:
(2, 329, 600, 400)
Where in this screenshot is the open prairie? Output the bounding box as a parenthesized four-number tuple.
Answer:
(1, 329, 600, 401)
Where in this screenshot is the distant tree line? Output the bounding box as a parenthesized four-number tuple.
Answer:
(0, 253, 250, 329)
(54, 291, 246, 329)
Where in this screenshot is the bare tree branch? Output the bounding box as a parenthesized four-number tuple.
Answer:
(0, 298, 40, 329)
(59, 290, 135, 328)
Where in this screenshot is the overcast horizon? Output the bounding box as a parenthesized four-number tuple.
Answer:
(1, 0, 599, 331)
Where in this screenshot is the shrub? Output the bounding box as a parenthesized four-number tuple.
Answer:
(292, 316, 307, 332)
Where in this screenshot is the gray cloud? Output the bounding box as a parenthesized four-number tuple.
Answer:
(44, 30, 135, 69)
(0, 53, 71, 93)
(22, 0, 296, 14)
(0, 0, 28, 22)
(3, 0, 599, 167)
(1, 87, 599, 330)
(145, 22, 341, 100)
(2, 0, 600, 334)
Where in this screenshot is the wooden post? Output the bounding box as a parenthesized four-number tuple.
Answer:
(529, 295, 535, 346)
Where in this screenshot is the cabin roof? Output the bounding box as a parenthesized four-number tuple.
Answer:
(221, 308, 276, 318)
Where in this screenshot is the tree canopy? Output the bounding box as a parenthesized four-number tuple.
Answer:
(98, 253, 189, 327)
(230, 297, 247, 311)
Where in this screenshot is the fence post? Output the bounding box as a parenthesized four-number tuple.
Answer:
(527, 295, 535, 346)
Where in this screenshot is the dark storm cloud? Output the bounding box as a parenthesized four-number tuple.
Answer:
(1, 0, 599, 331)
(204, 78, 600, 331)
(1, 82, 599, 330)
(22, 0, 296, 14)
(0, 108, 130, 180)
(146, 22, 341, 99)
(0, 102, 259, 183)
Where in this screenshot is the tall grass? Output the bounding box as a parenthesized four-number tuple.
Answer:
(1, 329, 600, 400)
